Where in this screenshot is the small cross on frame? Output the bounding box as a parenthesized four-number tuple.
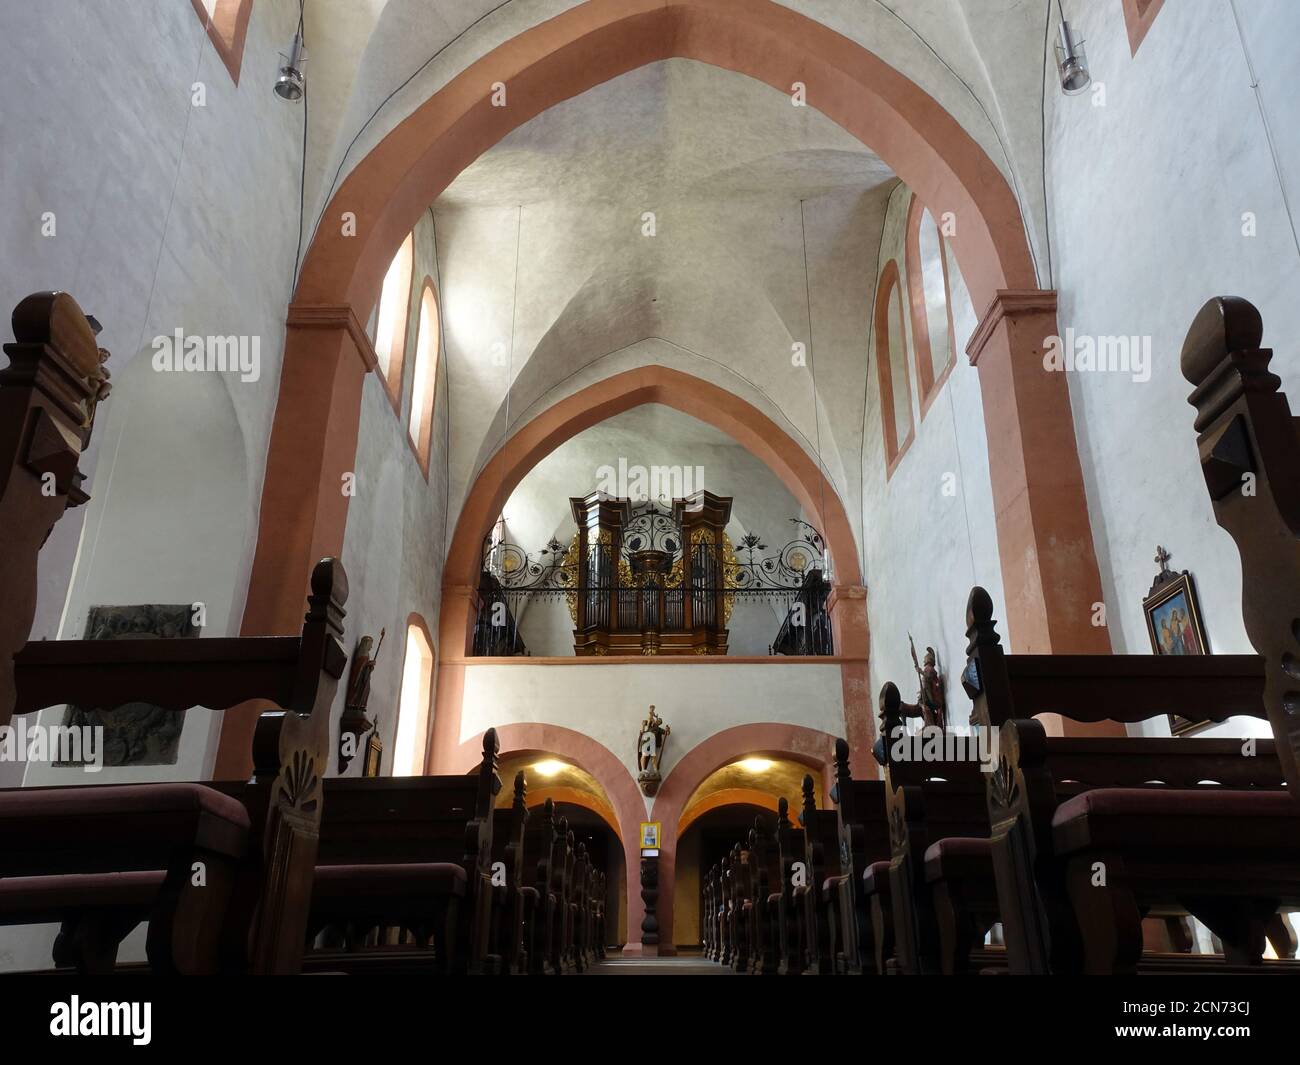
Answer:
(1153, 545, 1172, 574)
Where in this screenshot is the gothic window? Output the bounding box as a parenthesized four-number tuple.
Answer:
(408, 281, 440, 475)
(374, 233, 415, 411)
(905, 196, 957, 415)
(874, 259, 914, 473)
(393, 618, 434, 776)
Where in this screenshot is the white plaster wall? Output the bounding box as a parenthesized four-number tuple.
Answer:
(860, 183, 1005, 718)
(1046, 0, 1300, 738)
(1, 0, 303, 662)
(458, 661, 847, 816)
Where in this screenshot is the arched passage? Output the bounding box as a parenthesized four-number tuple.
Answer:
(648, 722, 842, 951)
(221, 0, 1110, 780)
(446, 722, 647, 946)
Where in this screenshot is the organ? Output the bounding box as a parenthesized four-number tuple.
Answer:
(570, 490, 735, 656)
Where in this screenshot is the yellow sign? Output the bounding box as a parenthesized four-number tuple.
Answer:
(639, 821, 661, 850)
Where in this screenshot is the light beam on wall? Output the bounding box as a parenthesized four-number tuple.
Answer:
(736, 758, 774, 773)
(532, 759, 566, 777)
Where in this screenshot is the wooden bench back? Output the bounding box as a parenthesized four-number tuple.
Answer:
(963, 586, 1266, 732)
(1, 292, 106, 729)
(1182, 295, 1300, 799)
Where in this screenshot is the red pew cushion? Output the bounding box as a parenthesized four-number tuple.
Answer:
(1052, 787, 1300, 854)
(0, 783, 250, 873)
(0, 871, 164, 921)
(862, 860, 892, 896)
(924, 837, 992, 884)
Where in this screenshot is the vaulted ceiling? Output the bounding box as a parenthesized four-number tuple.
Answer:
(294, 0, 1053, 553)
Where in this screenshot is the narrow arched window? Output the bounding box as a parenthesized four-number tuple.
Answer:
(906, 196, 956, 415)
(408, 281, 439, 474)
(374, 234, 415, 410)
(874, 260, 914, 473)
(393, 618, 434, 777)
(190, 0, 253, 83)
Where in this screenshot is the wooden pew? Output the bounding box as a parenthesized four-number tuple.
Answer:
(794, 775, 843, 974)
(770, 796, 808, 975)
(302, 728, 502, 975)
(964, 586, 1300, 973)
(559, 823, 577, 971)
(571, 840, 590, 972)
(877, 683, 999, 975)
(1182, 295, 1300, 802)
(827, 739, 891, 974)
(591, 868, 607, 958)
(747, 815, 781, 974)
(526, 801, 570, 974)
(488, 770, 532, 974)
(0, 557, 349, 974)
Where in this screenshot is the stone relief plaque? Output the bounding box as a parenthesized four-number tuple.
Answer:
(58, 603, 198, 766)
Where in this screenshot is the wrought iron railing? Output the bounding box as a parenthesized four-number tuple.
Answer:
(474, 504, 836, 656)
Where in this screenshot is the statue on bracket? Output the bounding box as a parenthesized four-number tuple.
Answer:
(636, 704, 671, 796)
(338, 628, 384, 773)
(909, 634, 947, 729)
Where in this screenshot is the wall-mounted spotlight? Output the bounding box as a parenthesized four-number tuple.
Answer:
(1055, 7, 1091, 96)
(274, 30, 306, 102)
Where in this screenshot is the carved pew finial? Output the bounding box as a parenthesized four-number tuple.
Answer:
(800, 774, 817, 822)
(964, 586, 999, 656)
(0, 291, 108, 728)
(876, 682, 904, 768)
(963, 586, 1014, 728)
(1181, 295, 1300, 797)
(512, 770, 527, 812)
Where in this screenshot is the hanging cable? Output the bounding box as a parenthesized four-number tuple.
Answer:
(505, 204, 523, 436)
(799, 199, 832, 575)
(1040, 0, 1055, 287)
(292, 0, 309, 290)
(429, 206, 453, 559)
(1228, 0, 1300, 266)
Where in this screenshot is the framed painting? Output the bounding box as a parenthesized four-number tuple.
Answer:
(1142, 551, 1210, 736)
(364, 729, 383, 777)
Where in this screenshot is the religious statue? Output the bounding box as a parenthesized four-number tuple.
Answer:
(338, 629, 384, 773)
(636, 704, 671, 796)
(909, 634, 947, 730)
